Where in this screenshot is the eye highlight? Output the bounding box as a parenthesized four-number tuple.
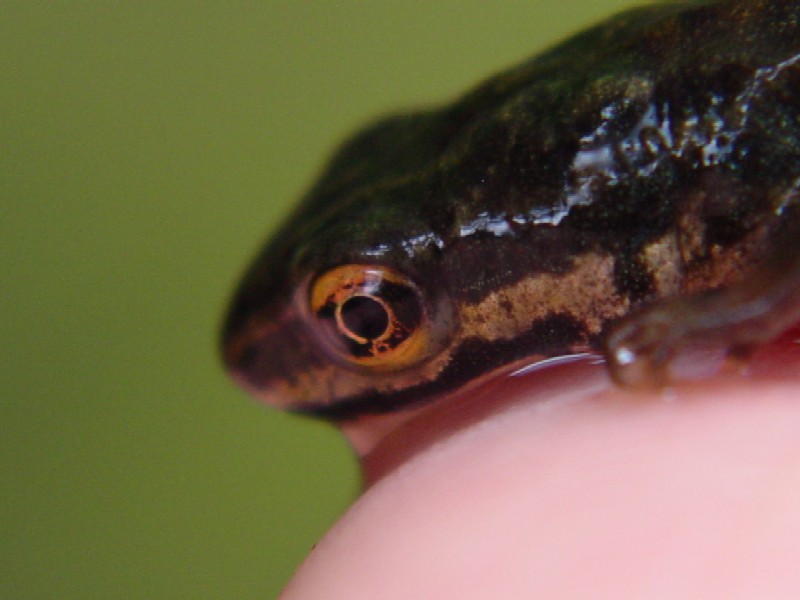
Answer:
(309, 265, 431, 370)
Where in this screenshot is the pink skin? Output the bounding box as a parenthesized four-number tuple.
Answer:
(280, 331, 800, 598)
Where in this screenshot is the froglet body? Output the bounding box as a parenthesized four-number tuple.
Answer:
(223, 0, 800, 420)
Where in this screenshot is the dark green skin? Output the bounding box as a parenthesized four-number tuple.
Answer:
(223, 0, 800, 420)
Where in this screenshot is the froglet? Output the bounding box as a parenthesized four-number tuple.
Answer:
(222, 0, 800, 421)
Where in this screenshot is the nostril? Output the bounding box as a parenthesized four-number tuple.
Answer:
(233, 343, 259, 373)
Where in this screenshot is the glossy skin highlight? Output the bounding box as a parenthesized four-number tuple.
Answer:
(223, 0, 800, 420)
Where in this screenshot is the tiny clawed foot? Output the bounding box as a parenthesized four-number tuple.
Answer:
(603, 312, 677, 389)
(603, 309, 753, 389)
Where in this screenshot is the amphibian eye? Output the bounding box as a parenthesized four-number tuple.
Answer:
(309, 264, 431, 370)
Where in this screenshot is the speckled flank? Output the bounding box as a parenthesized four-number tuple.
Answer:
(460, 254, 628, 341)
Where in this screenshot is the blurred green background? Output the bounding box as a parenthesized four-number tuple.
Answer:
(2, 1, 646, 597)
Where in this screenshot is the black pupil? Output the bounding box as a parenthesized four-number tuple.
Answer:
(340, 296, 389, 340)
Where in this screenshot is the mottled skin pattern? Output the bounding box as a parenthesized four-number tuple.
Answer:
(223, 0, 800, 420)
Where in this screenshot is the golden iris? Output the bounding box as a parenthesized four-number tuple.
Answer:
(309, 265, 431, 370)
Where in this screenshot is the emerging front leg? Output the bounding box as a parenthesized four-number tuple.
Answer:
(604, 205, 800, 387)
